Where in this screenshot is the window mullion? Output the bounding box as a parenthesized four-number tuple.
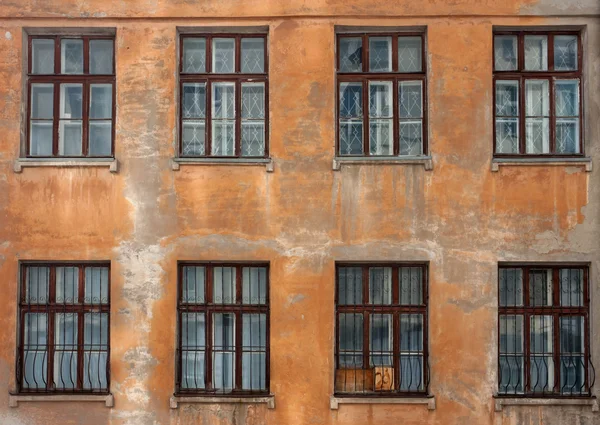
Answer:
(52, 82, 60, 157)
(235, 311, 242, 390)
(47, 266, 56, 391)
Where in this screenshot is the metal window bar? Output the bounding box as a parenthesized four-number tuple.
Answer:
(498, 265, 594, 397)
(176, 262, 270, 396)
(17, 263, 110, 394)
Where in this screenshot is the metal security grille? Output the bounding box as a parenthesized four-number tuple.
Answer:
(176, 263, 270, 395)
(17, 263, 110, 393)
(498, 265, 595, 396)
(335, 263, 429, 396)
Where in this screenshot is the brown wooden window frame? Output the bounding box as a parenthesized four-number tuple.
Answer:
(493, 30, 584, 157)
(336, 32, 428, 157)
(175, 262, 270, 396)
(178, 34, 269, 159)
(497, 264, 594, 398)
(17, 262, 111, 394)
(26, 35, 116, 158)
(334, 263, 429, 397)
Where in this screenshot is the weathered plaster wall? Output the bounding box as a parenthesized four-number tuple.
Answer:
(0, 1, 599, 425)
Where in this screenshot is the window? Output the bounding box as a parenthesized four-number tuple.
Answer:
(17, 263, 110, 393)
(493, 30, 583, 156)
(176, 263, 269, 395)
(498, 265, 593, 397)
(179, 34, 268, 158)
(335, 263, 428, 395)
(336, 32, 427, 157)
(26, 35, 115, 158)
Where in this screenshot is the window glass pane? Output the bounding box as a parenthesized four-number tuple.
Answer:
(56, 266, 79, 304)
(339, 82, 363, 155)
(212, 82, 235, 119)
(554, 35, 578, 71)
(212, 121, 235, 156)
(211, 82, 235, 156)
(370, 314, 393, 367)
(60, 84, 83, 119)
(399, 267, 423, 305)
(25, 266, 50, 304)
(559, 269, 584, 307)
(181, 351, 205, 389)
(84, 266, 109, 304)
(494, 35, 517, 71)
(54, 313, 78, 389)
(243, 312, 267, 389)
(183, 38, 206, 73)
(241, 83, 265, 119)
(524, 35, 548, 71)
(400, 354, 424, 391)
(399, 122, 423, 155)
(560, 316, 586, 395)
(182, 266, 205, 303)
(340, 121, 363, 155)
(89, 121, 112, 156)
(90, 84, 113, 119)
(182, 83, 206, 119)
(338, 267, 362, 305)
(89, 40, 113, 74)
(241, 83, 265, 157)
(242, 352, 266, 390)
(84, 312, 109, 348)
(340, 82, 363, 118)
(499, 315, 523, 354)
(243, 314, 267, 348)
(30, 122, 53, 156)
(369, 37, 392, 72)
(496, 81, 519, 117)
(369, 81, 393, 155)
(213, 313, 235, 390)
(499, 268, 523, 307)
(242, 267, 267, 305)
(499, 355, 524, 394)
(339, 313, 363, 367)
(398, 37, 422, 73)
(400, 314, 423, 351)
(529, 269, 553, 306)
(61, 39, 83, 74)
(555, 80, 579, 117)
(241, 122, 265, 157)
(399, 313, 424, 391)
(212, 38, 235, 73)
(58, 121, 82, 156)
(181, 312, 205, 390)
(530, 315, 554, 393)
(241, 38, 265, 73)
(525, 80, 550, 154)
(369, 81, 392, 118)
(23, 313, 48, 389)
(31, 84, 54, 119)
(213, 267, 236, 304)
(369, 120, 393, 155)
(32, 39, 55, 74)
(182, 121, 206, 156)
(495, 81, 519, 154)
(369, 267, 392, 305)
(399, 81, 422, 119)
(339, 37, 362, 72)
(84, 352, 108, 390)
(182, 313, 205, 349)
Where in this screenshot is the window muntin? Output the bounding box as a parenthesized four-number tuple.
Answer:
(176, 263, 269, 395)
(493, 31, 582, 156)
(497, 265, 593, 397)
(179, 35, 268, 158)
(336, 33, 427, 157)
(335, 264, 428, 396)
(27, 36, 115, 158)
(18, 263, 110, 393)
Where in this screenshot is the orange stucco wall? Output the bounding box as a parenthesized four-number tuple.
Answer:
(1, 1, 600, 424)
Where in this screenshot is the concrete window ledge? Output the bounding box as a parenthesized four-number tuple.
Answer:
(170, 395, 275, 409)
(14, 158, 119, 173)
(491, 157, 592, 172)
(172, 157, 274, 172)
(332, 156, 433, 171)
(9, 393, 114, 408)
(494, 397, 599, 412)
(330, 395, 436, 410)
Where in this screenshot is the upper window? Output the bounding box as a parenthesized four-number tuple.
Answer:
(179, 34, 268, 158)
(17, 263, 110, 393)
(498, 265, 594, 397)
(336, 32, 427, 157)
(176, 263, 269, 395)
(26, 35, 115, 158)
(335, 263, 429, 395)
(493, 31, 583, 156)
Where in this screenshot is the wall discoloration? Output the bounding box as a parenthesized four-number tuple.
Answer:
(0, 2, 599, 425)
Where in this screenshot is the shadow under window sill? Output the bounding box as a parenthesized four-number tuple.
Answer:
(9, 392, 114, 408)
(491, 157, 592, 172)
(170, 394, 275, 409)
(493, 395, 598, 412)
(13, 158, 118, 173)
(330, 394, 436, 410)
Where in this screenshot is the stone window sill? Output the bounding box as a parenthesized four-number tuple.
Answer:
(494, 396, 598, 412)
(9, 393, 114, 408)
(332, 156, 433, 171)
(330, 395, 435, 410)
(14, 158, 118, 173)
(171, 157, 274, 172)
(170, 394, 275, 409)
(491, 157, 592, 172)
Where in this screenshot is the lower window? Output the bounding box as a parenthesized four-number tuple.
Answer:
(498, 264, 593, 396)
(335, 263, 429, 396)
(176, 262, 269, 395)
(17, 263, 110, 393)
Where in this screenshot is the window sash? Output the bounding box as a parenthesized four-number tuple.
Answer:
(18, 263, 110, 394)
